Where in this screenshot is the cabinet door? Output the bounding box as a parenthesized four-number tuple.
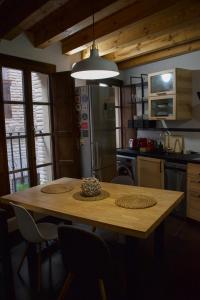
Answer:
(137, 156, 164, 189)
(148, 70, 175, 96)
(148, 95, 176, 120)
(187, 163, 200, 221)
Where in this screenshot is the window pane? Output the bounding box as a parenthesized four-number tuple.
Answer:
(9, 171, 30, 193)
(115, 108, 121, 127)
(33, 104, 51, 133)
(6, 138, 28, 171)
(35, 136, 52, 165)
(116, 129, 122, 149)
(4, 104, 26, 134)
(2, 67, 24, 102)
(37, 165, 52, 185)
(31, 72, 49, 103)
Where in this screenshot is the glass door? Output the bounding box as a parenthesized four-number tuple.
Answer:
(2, 67, 29, 192)
(31, 72, 53, 185)
(149, 70, 175, 96)
(149, 96, 175, 120)
(1, 68, 54, 192)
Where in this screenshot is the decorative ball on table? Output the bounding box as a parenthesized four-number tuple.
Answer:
(81, 177, 102, 197)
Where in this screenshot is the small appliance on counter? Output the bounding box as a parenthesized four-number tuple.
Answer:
(128, 138, 156, 152)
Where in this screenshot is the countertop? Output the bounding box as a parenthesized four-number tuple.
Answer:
(117, 148, 200, 164)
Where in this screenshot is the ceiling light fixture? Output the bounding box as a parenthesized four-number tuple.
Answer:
(71, 10, 119, 80)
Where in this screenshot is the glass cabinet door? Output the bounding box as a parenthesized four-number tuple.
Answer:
(149, 71, 175, 95)
(149, 97, 175, 119)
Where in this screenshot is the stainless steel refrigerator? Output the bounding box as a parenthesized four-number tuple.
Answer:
(75, 85, 116, 182)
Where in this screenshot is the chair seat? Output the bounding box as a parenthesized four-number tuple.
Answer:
(37, 222, 58, 241)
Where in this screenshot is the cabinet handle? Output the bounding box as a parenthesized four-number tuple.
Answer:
(156, 92, 167, 95)
(190, 192, 200, 198)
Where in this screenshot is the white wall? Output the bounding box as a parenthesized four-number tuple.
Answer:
(121, 51, 200, 153)
(0, 34, 80, 71)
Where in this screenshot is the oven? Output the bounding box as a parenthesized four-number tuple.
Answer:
(116, 155, 137, 184)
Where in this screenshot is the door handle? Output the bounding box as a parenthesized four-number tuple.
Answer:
(95, 142, 99, 169)
(160, 161, 162, 173)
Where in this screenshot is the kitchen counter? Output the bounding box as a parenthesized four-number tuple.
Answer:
(117, 148, 200, 164)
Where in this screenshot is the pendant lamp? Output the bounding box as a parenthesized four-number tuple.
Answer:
(71, 12, 119, 80)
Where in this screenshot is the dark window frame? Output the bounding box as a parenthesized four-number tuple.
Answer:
(0, 54, 56, 194)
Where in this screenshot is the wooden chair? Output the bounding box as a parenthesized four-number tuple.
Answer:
(58, 225, 117, 300)
(10, 202, 58, 291)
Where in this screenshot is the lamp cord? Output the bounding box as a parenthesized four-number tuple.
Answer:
(92, 2, 96, 49)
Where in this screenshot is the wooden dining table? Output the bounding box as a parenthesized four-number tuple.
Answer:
(1, 177, 183, 239)
(1, 177, 184, 295)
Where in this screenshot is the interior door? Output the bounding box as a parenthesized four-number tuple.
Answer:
(51, 72, 80, 179)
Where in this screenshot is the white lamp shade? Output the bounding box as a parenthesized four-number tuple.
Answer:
(71, 48, 119, 80)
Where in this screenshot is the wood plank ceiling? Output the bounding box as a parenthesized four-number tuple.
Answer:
(1, 0, 200, 70)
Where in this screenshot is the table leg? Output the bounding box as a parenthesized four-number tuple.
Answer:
(0, 209, 16, 300)
(27, 243, 39, 291)
(1, 252, 16, 300)
(125, 236, 140, 299)
(154, 221, 165, 263)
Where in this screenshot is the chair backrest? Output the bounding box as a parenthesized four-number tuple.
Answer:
(10, 203, 43, 243)
(58, 225, 112, 278)
(111, 175, 134, 185)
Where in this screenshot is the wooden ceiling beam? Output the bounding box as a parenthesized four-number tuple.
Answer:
(27, 0, 117, 48)
(0, 0, 62, 40)
(82, 0, 200, 58)
(62, 0, 178, 54)
(118, 40, 200, 70)
(104, 21, 200, 62)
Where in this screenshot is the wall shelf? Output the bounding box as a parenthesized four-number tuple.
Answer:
(130, 74, 156, 130)
(127, 125, 200, 132)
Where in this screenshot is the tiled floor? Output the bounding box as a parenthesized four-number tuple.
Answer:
(2, 216, 200, 300)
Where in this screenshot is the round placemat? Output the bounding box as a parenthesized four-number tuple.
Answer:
(41, 184, 73, 194)
(115, 194, 157, 209)
(73, 190, 110, 201)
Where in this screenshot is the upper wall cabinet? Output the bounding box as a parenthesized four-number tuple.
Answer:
(148, 68, 192, 120)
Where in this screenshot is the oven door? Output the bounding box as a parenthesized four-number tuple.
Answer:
(165, 162, 187, 217)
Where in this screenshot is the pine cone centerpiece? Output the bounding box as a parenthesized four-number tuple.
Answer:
(81, 177, 102, 197)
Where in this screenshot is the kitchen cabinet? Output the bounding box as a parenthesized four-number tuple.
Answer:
(187, 163, 200, 221)
(137, 156, 164, 189)
(148, 68, 192, 120)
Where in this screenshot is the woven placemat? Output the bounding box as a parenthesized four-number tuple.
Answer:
(41, 184, 73, 194)
(115, 194, 157, 209)
(73, 190, 110, 201)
